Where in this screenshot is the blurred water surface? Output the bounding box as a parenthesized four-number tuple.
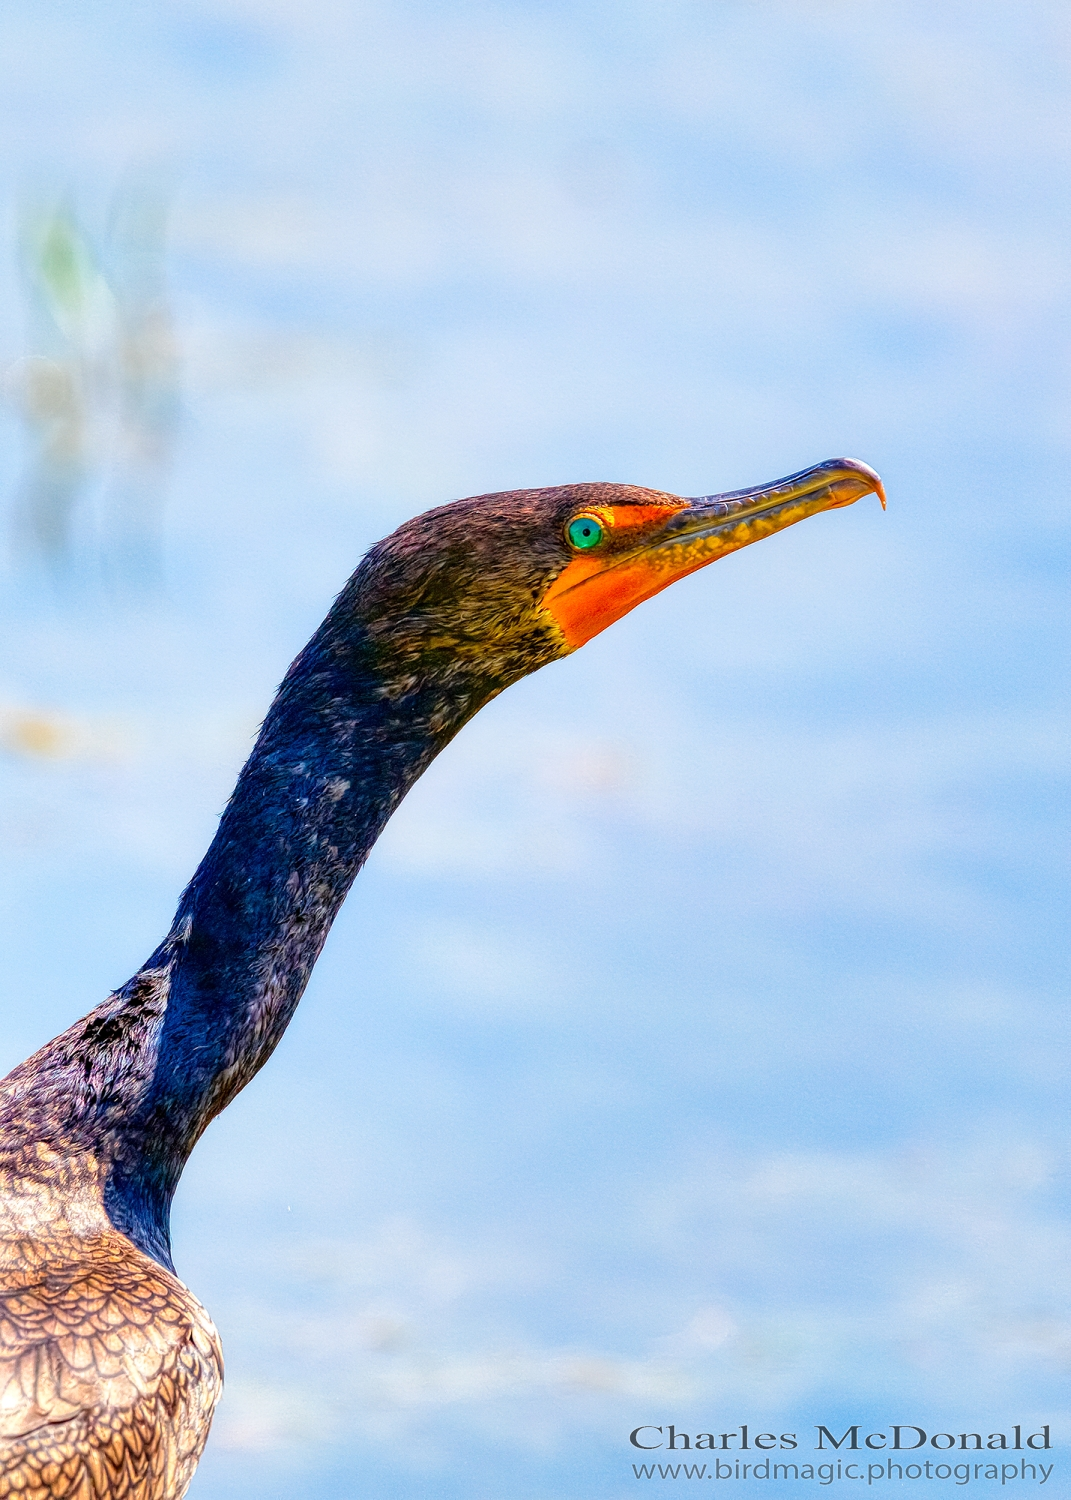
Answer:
(0, 3, 1067, 1496)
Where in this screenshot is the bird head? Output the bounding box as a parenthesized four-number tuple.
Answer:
(333, 457, 884, 712)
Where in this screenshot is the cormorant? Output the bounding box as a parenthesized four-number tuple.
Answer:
(0, 458, 884, 1498)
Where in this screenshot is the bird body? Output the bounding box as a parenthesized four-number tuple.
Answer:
(0, 1184, 220, 1498)
(0, 462, 884, 1497)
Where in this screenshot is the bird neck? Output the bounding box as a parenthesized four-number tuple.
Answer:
(0, 623, 490, 1268)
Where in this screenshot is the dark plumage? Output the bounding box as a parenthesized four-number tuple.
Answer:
(0, 460, 883, 1497)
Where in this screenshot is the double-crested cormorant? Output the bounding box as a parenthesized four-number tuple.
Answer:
(0, 458, 883, 1497)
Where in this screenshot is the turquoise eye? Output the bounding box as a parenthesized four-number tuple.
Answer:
(566, 515, 605, 550)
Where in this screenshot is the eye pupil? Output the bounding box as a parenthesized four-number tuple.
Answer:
(567, 515, 604, 550)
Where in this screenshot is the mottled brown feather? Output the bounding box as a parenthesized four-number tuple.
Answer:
(0, 1166, 221, 1500)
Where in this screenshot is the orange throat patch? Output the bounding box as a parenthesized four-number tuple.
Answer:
(540, 502, 693, 649)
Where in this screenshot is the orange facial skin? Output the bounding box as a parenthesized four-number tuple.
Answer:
(542, 504, 690, 648)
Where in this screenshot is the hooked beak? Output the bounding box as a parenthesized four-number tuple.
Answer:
(654, 454, 884, 562)
(542, 457, 885, 649)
